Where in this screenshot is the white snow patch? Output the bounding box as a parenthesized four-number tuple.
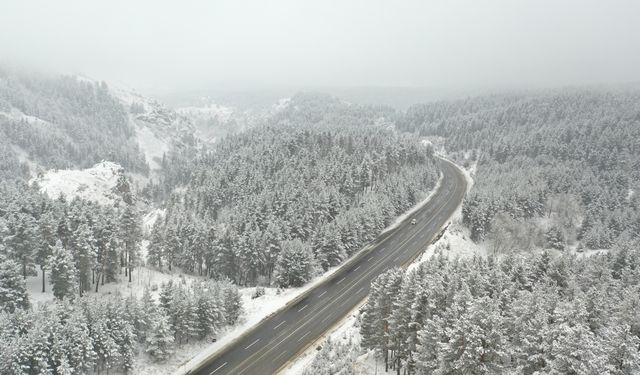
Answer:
(177, 104, 234, 123)
(27, 265, 202, 308)
(134, 123, 170, 171)
(273, 97, 291, 112)
(0, 108, 51, 126)
(142, 208, 165, 233)
(30, 161, 124, 205)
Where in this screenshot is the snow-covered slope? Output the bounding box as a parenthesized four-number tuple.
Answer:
(177, 103, 234, 123)
(73, 75, 199, 172)
(30, 161, 125, 205)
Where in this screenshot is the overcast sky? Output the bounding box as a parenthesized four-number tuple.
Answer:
(1, 0, 640, 93)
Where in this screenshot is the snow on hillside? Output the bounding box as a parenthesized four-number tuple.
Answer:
(31, 161, 124, 205)
(134, 124, 171, 170)
(177, 103, 234, 123)
(0, 107, 51, 127)
(72, 75, 194, 172)
(273, 97, 291, 112)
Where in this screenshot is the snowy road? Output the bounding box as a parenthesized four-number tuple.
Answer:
(186, 158, 467, 375)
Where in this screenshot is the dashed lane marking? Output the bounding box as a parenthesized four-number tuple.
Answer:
(298, 331, 311, 342)
(245, 339, 260, 350)
(210, 362, 227, 374)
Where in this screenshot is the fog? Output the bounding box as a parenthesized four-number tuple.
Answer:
(1, 0, 640, 94)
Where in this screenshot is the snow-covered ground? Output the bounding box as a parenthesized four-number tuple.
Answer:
(273, 97, 291, 112)
(30, 161, 125, 205)
(135, 123, 171, 171)
(177, 103, 234, 123)
(0, 107, 51, 127)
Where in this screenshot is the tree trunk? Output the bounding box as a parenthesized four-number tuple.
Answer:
(385, 349, 389, 372)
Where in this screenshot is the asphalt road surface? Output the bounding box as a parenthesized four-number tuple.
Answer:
(188, 158, 467, 375)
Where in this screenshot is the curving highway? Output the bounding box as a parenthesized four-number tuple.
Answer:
(187, 158, 467, 375)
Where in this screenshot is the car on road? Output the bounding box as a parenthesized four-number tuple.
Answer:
(411, 218, 417, 225)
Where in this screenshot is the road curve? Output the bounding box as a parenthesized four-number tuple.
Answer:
(188, 158, 467, 375)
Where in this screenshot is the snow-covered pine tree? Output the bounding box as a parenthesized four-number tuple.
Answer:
(223, 285, 243, 326)
(4, 213, 38, 279)
(145, 313, 174, 361)
(0, 258, 30, 312)
(71, 222, 96, 296)
(275, 239, 316, 288)
(48, 240, 78, 301)
(120, 203, 142, 283)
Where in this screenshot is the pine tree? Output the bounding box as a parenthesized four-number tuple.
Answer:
(147, 220, 165, 269)
(48, 240, 78, 301)
(36, 211, 57, 293)
(275, 239, 316, 288)
(71, 223, 96, 296)
(5, 213, 38, 279)
(196, 284, 225, 338)
(145, 313, 174, 361)
(120, 204, 142, 283)
(223, 286, 243, 326)
(0, 259, 30, 312)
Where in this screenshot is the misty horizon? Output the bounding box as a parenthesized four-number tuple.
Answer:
(2, 0, 640, 97)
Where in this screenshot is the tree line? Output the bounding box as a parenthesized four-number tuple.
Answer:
(0, 68, 149, 178)
(356, 243, 640, 374)
(145, 94, 440, 286)
(0, 279, 242, 374)
(398, 88, 640, 252)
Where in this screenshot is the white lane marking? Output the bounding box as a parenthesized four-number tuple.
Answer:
(321, 314, 332, 323)
(394, 256, 400, 262)
(336, 277, 346, 284)
(354, 265, 361, 271)
(366, 256, 372, 262)
(298, 331, 311, 342)
(210, 362, 227, 374)
(245, 338, 260, 350)
(356, 287, 365, 294)
(318, 291, 327, 298)
(273, 351, 288, 362)
(298, 305, 308, 313)
(273, 321, 286, 330)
